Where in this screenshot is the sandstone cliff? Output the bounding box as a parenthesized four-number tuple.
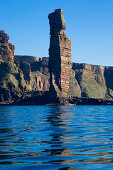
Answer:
(1, 53, 113, 104)
(0, 32, 50, 104)
(14, 55, 50, 91)
(0, 30, 15, 62)
(72, 63, 113, 100)
(0, 54, 50, 104)
(1, 54, 113, 104)
(0, 8, 113, 105)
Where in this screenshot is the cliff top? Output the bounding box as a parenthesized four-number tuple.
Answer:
(0, 30, 9, 43)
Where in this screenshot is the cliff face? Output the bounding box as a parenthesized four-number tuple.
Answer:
(1, 30, 113, 104)
(0, 48, 50, 103)
(72, 63, 113, 100)
(0, 60, 29, 103)
(72, 63, 106, 98)
(14, 55, 41, 64)
(1, 8, 113, 104)
(1, 53, 113, 103)
(0, 31, 15, 62)
(14, 56, 50, 92)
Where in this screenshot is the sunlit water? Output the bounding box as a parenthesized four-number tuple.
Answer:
(0, 106, 113, 170)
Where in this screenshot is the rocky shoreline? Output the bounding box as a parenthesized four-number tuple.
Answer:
(1, 91, 113, 105)
(0, 9, 113, 105)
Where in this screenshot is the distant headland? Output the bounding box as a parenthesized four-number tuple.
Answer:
(0, 9, 113, 105)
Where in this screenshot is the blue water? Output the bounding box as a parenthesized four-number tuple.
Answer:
(0, 106, 113, 170)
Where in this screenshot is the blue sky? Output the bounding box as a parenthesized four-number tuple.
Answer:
(0, 0, 113, 66)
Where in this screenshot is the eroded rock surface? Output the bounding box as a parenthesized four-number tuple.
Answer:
(48, 9, 72, 98)
(0, 53, 50, 104)
(0, 30, 15, 62)
(14, 55, 41, 64)
(72, 63, 113, 100)
(15, 56, 50, 91)
(1, 10, 113, 105)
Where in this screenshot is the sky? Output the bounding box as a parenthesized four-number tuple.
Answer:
(0, 0, 113, 66)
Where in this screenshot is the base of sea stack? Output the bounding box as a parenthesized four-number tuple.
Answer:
(11, 92, 71, 105)
(1, 91, 113, 105)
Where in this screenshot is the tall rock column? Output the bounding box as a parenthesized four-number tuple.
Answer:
(48, 9, 72, 98)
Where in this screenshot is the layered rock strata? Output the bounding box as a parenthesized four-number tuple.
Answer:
(14, 55, 41, 64)
(48, 9, 72, 98)
(0, 30, 15, 62)
(1, 9, 113, 105)
(14, 56, 50, 91)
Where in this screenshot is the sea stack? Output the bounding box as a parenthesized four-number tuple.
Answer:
(48, 9, 72, 100)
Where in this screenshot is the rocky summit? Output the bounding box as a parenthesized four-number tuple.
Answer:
(0, 30, 15, 62)
(0, 9, 113, 105)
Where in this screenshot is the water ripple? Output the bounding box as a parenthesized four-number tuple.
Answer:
(0, 106, 113, 169)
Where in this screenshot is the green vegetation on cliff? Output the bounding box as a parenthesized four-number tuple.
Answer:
(0, 61, 30, 103)
(72, 63, 109, 99)
(1, 53, 113, 104)
(0, 56, 50, 104)
(69, 78, 81, 97)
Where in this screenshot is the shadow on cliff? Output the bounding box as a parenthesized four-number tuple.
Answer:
(104, 67, 113, 99)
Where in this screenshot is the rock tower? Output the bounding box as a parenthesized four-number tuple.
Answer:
(48, 9, 72, 99)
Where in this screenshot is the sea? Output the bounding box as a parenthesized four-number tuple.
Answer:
(0, 105, 113, 170)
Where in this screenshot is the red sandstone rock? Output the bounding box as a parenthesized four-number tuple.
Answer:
(48, 9, 72, 98)
(0, 30, 15, 62)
